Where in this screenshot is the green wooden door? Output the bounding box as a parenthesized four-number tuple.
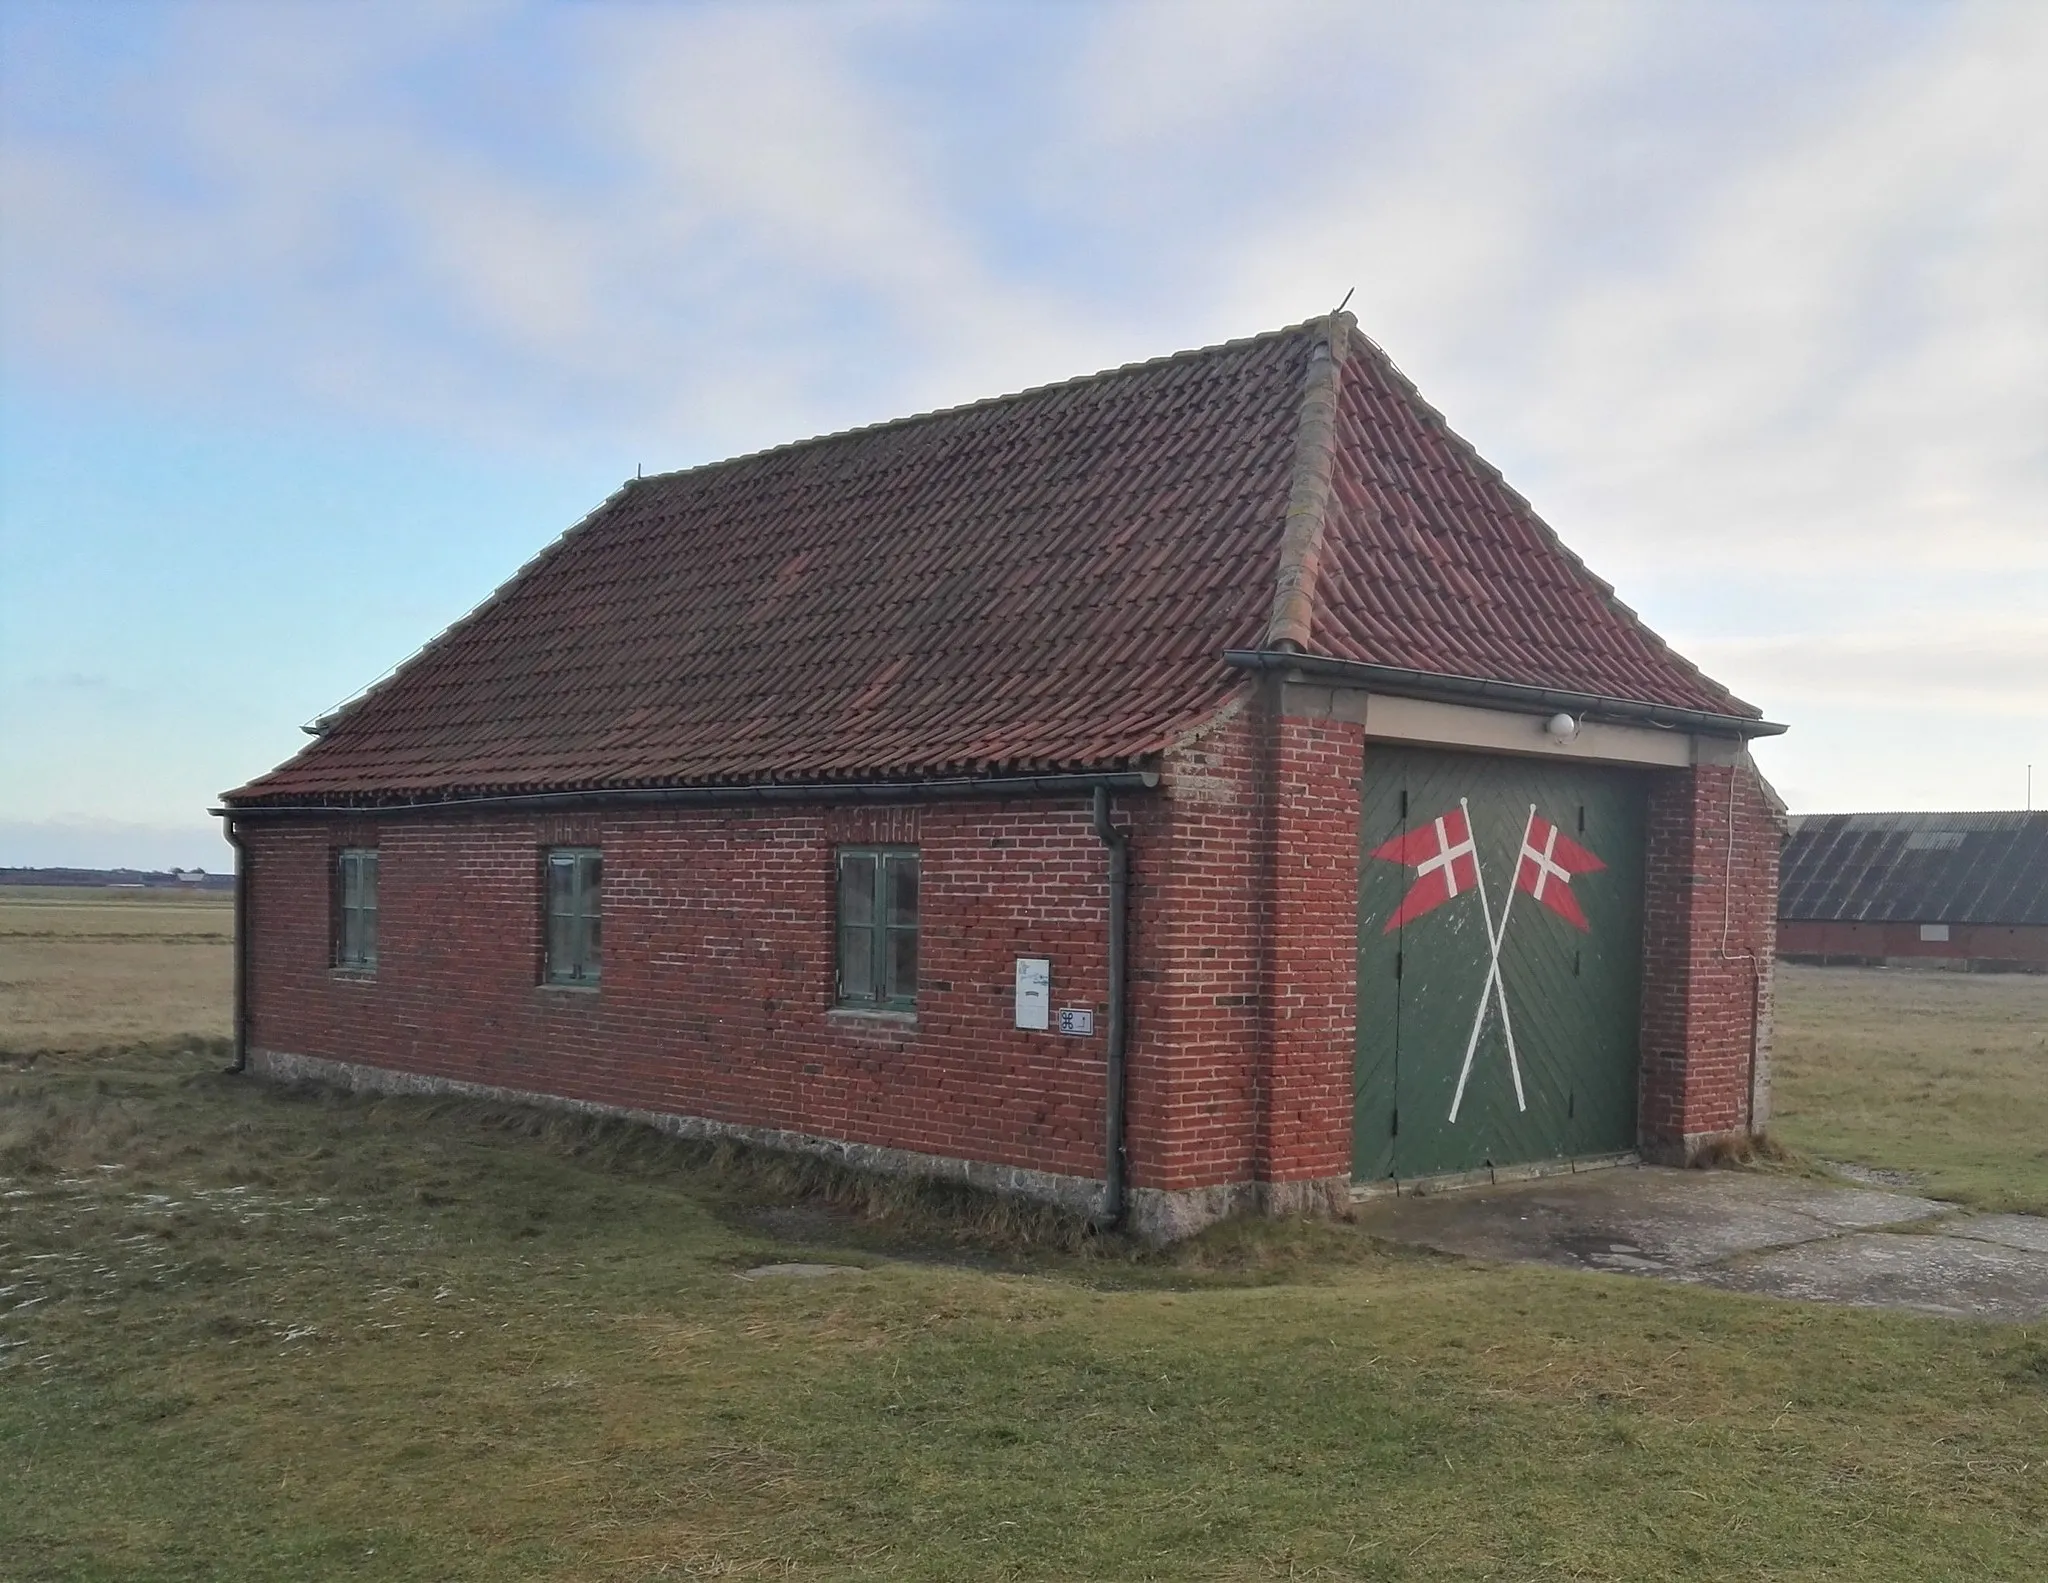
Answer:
(1355, 747, 1646, 1182)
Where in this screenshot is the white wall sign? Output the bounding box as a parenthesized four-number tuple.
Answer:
(1919, 923, 1950, 942)
(1014, 957, 1051, 1030)
(1057, 1007, 1095, 1036)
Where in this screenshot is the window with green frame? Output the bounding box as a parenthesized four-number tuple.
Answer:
(836, 846, 918, 1008)
(544, 848, 602, 985)
(333, 848, 379, 970)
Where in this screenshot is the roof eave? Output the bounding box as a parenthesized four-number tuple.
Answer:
(215, 766, 1164, 819)
(1225, 649, 1787, 740)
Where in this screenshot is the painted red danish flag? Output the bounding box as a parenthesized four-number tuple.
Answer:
(1371, 807, 1481, 932)
(1515, 814, 1606, 931)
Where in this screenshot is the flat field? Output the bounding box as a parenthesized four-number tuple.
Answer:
(1771, 962, 2048, 1215)
(2, 890, 2044, 1581)
(0, 886, 232, 1052)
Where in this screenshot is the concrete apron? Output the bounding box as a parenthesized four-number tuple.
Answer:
(1353, 1165, 2048, 1323)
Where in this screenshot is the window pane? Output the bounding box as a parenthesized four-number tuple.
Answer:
(546, 854, 575, 980)
(838, 926, 875, 1002)
(547, 906, 574, 980)
(886, 926, 917, 1001)
(336, 851, 378, 968)
(886, 854, 918, 927)
(839, 852, 876, 927)
(544, 849, 601, 982)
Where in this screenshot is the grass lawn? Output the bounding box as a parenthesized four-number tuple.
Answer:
(1771, 963, 2048, 1215)
(3, 891, 2045, 1579)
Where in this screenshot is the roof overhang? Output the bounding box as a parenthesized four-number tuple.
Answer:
(216, 768, 1161, 821)
(1224, 649, 1786, 741)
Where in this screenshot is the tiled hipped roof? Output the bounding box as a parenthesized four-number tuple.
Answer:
(229, 317, 1760, 806)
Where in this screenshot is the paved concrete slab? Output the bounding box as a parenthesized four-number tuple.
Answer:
(1355, 1165, 2048, 1321)
(1686, 1229, 2048, 1322)
(1945, 1213, 2048, 1256)
(1357, 1166, 1945, 1273)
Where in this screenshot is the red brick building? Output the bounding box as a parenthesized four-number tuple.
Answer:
(221, 315, 1786, 1239)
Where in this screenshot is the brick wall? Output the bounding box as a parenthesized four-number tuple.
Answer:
(243, 796, 1143, 1189)
(240, 704, 1781, 1213)
(1261, 702, 1362, 1187)
(1112, 689, 1360, 1200)
(1778, 919, 2048, 968)
(1637, 756, 1784, 1154)
(240, 688, 1363, 1212)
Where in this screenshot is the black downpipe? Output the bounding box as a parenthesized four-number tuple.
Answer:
(225, 817, 249, 1073)
(1091, 786, 1129, 1231)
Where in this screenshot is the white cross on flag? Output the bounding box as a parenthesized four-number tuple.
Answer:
(1514, 814, 1606, 931)
(1370, 807, 1481, 932)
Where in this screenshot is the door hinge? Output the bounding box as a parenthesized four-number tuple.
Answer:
(1391, 1107, 1399, 1137)
(1394, 950, 1404, 980)
(1399, 788, 1409, 818)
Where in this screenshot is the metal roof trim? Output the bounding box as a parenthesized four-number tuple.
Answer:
(216, 768, 1163, 820)
(1225, 649, 1786, 739)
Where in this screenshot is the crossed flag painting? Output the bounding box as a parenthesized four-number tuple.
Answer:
(1371, 799, 1606, 1124)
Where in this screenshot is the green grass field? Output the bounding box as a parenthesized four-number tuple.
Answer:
(1771, 963, 2048, 1215)
(3, 891, 2045, 1580)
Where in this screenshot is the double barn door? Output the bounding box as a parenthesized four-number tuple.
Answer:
(1355, 746, 1647, 1182)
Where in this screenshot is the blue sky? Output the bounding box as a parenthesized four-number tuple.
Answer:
(3, 0, 2043, 870)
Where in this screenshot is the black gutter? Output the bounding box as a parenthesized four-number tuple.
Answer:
(214, 769, 1160, 821)
(223, 816, 249, 1074)
(1090, 784, 1130, 1233)
(1225, 649, 1787, 740)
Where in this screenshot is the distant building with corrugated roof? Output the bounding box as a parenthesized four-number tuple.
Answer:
(1779, 811, 2048, 972)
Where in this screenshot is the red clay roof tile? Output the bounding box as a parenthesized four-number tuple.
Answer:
(229, 318, 1757, 806)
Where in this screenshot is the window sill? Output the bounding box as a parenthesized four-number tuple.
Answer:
(538, 980, 601, 995)
(329, 967, 377, 982)
(827, 1005, 918, 1027)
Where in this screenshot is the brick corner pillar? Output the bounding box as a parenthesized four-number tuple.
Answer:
(1255, 707, 1364, 1215)
(1638, 753, 1784, 1162)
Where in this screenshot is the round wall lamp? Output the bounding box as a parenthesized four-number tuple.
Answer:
(1544, 712, 1581, 743)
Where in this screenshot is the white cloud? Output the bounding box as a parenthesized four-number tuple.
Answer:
(1, 0, 2042, 819)
(583, 5, 1115, 439)
(1516, 1, 2048, 578)
(1689, 625, 2048, 717)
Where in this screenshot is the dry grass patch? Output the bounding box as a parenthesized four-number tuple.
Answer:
(0, 886, 232, 1053)
(1771, 963, 2048, 1212)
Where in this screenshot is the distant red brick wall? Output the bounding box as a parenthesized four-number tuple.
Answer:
(1778, 919, 2048, 967)
(1637, 759, 1783, 1153)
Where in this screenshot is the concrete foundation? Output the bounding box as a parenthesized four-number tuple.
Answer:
(246, 1047, 1341, 1244)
